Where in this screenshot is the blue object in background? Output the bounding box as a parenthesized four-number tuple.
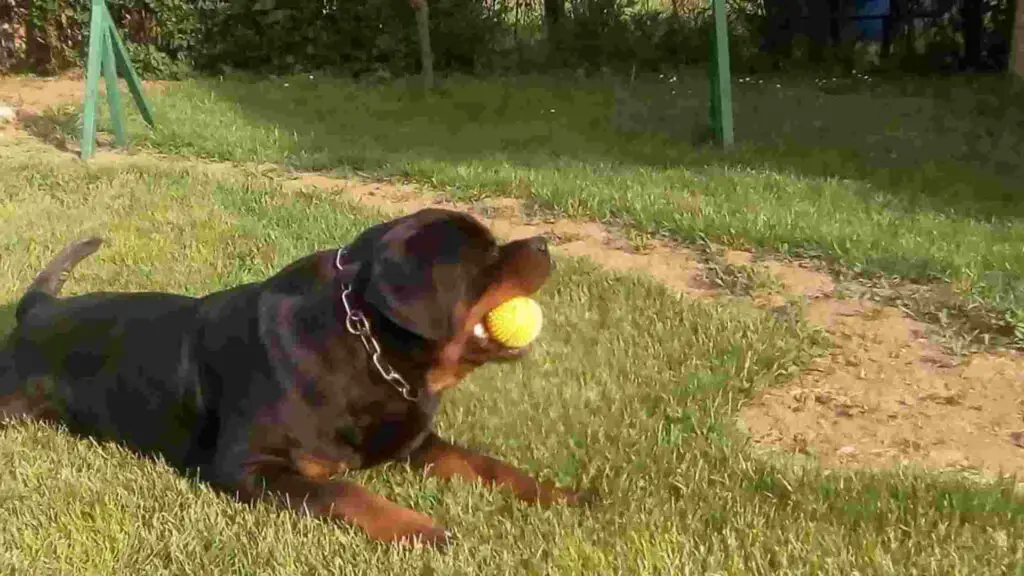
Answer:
(855, 0, 890, 41)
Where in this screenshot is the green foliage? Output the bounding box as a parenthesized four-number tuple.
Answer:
(124, 41, 193, 79)
(22, 0, 84, 73)
(6, 0, 1019, 78)
(190, 0, 511, 76)
(5, 0, 197, 76)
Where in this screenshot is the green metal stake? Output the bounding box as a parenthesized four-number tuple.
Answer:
(80, 0, 155, 160)
(106, 4, 155, 128)
(80, 0, 106, 160)
(708, 0, 734, 149)
(101, 32, 127, 147)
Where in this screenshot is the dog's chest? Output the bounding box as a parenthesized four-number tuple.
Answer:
(294, 391, 440, 471)
(257, 291, 441, 470)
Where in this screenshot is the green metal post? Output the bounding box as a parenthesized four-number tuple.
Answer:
(80, 0, 106, 160)
(102, 31, 127, 147)
(709, 0, 734, 149)
(104, 0, 156, 128)
(80, 0, 155, 160)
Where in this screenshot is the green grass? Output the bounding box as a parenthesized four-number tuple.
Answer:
(3, 141, 1024, 574)
(83, 70, 1024, 340)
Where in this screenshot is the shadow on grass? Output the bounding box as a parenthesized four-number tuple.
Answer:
(174, 70, 1024, 222)
(17, 105, 82, 153)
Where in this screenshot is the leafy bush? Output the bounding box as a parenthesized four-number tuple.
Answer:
(2, 0, 197, 76)
(2, 0, 1019, 79)
(192, 0, 510, 76)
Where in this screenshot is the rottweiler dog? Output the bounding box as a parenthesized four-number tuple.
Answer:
(0, 208, 587, 547)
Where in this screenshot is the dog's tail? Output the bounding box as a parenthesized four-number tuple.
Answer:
(15, 237, 104, 322)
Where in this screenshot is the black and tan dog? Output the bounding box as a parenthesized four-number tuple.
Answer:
(0, 208, 587, 546)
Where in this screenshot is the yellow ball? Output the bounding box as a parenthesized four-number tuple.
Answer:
(484, 296, 543, 348)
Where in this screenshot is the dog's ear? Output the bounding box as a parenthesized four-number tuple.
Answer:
(362, 212, 485, 341)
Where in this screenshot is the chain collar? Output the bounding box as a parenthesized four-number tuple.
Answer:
(335, 247, 419, 402)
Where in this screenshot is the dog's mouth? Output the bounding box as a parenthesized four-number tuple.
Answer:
(469, 320, 531, 360)
(472, 322, 489, 341)
(461, 235, 551, 361)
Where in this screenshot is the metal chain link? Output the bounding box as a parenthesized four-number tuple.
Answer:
(335, 248, 418, 402)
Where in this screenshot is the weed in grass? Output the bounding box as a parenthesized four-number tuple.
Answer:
(832, 271, 1024, 352)
(623, 228, 656, 254)
(697, 242, 783, 297)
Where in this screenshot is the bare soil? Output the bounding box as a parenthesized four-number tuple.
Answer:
(3, 77, 1023, 482)
(0, 74, 87, 115)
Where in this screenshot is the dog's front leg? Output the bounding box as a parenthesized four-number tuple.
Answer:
(241, 462, 450, 546)
(408, 433, 588, 506)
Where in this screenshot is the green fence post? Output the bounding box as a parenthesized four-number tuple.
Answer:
(101, 31, 127, 147)
(80, 0, 106, 161)
(80, 0, 155, 161)
(104, 0, 156, 128)
(708, 0, 734, 149)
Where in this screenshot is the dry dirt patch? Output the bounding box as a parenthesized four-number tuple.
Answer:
(0, 74, 167, 113)
(0, 74, 166, 141)
(0, 74, 87, 115)
(740, 299, 1024, 477)
(4, 77, 1024, 482)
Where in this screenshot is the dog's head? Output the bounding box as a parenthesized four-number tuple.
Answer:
(351, 208, 552, 393)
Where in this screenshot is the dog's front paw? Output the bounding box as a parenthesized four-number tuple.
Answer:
(372, 509, 453, 549)
(536, 481, 599, 508)
(553, 485, 599, 508)
(398, 524, 454, 550)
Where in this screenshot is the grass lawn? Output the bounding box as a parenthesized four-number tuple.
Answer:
(86, 70, 1024, 341)
(2, 138, 1024, 574)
